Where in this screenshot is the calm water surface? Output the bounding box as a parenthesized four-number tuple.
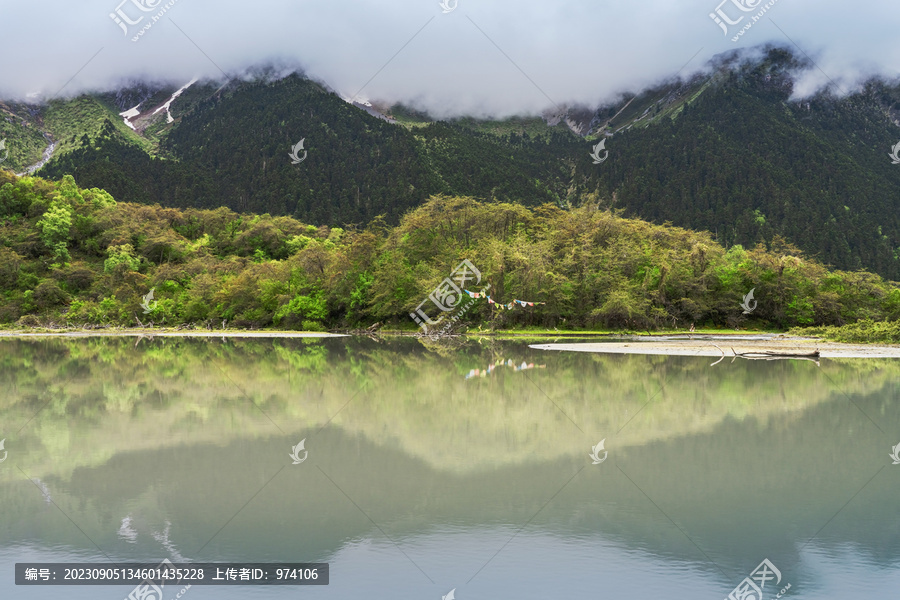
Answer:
(0, 336, 898, 599)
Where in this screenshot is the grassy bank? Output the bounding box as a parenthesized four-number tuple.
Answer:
(789, 320, 900, 344)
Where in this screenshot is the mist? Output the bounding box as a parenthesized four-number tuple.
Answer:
(1, 0, 898, 116)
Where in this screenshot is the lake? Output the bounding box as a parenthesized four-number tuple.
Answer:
(1, 335, 898, 599)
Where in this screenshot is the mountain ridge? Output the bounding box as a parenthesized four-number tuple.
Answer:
(2, 45, 900, 277)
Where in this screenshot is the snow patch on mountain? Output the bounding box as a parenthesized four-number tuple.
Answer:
(152, 77, 198, 123)
(119, 104, 142, 130)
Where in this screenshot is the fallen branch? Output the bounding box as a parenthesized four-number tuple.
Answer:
(731, 347, 820, 359)
(730, 346, 820, 366)
(710, 344, 726, 367)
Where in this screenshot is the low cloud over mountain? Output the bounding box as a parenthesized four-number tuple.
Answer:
(1, 0, 898, 116)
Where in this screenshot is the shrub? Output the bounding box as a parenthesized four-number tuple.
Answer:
(301, 320, 325, 331)
(37, 201, 73, 264)
(273, 292, 327, 329)
(0, 182, 34, 216)
(32, 280, 69, 311)
(104, 244, 141, 274)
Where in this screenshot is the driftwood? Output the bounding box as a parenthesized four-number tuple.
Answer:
(731, 347, 820, 359)
(329, 322, 383, 339)
(711, 345, 820, 366)
(134, 333, 155, 347)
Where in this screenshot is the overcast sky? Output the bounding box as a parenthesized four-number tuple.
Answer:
(0, 0, 898, 116)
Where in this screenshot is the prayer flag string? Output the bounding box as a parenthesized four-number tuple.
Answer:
(464, 289, 546, 310)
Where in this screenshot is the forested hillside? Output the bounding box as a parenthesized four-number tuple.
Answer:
(584, 50, 900, 278)
(6, 47, 900, 278)
(1, 172, 898, 332)
(38, 75, 587, 225)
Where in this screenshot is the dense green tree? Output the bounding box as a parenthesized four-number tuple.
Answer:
(3, 173, 900, 334)
(36, 200, 73, 265)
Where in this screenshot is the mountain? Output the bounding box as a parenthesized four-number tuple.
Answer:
(18, 75, 587, 226)
(584, 48, 900, 278)
(2, 46, 900, 278)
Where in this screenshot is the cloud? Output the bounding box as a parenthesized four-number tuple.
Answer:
(0, 0, 897, 116)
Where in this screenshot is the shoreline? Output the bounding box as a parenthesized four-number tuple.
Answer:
(530, 334, 900, 359)
(0, 330, 898, 357)
(0, 330, 348, 339)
